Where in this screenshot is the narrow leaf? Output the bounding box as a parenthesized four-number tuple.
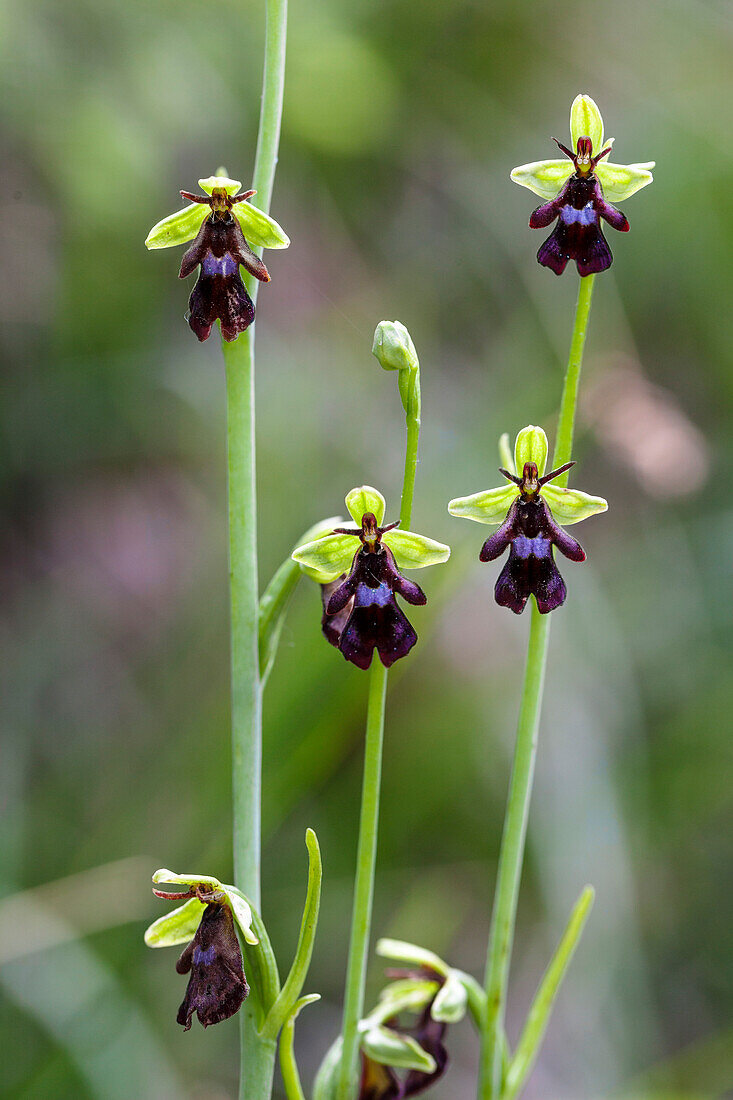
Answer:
(505, 886, 595, 1100)
(262, 830, 323, 1040)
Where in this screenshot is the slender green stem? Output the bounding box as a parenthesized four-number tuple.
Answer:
(225, 0, 288, 1096)
(479, 274, 596, 1100)
(337, 361, 421, 1099)
(337, 662, 389, 1100)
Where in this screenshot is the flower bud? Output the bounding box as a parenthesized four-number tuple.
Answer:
(372, 320, 418, 374)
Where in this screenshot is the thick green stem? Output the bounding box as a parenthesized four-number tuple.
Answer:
(225, 0, 288, 1096)
(478, 274, 596, 1100)
(337, 363, 421, 1099)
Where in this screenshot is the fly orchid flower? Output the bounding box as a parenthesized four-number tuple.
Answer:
(511, 94, 654, 275)
(145, 172, 289, 341)
(291, 486, 450, 670)
(144, 868, 258, 1030)
(448, 426, 607, 614)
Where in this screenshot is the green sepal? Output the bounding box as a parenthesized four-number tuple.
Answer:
(151, 868, 221, 888)
(291, 532, 357, 583)
(498, 432, 514, 474)
(595, 160, 655, 203)
(361, 1026, 436, 1074)
(144, 897, 204, 948)
(233, 203, 291, 249)
(541, 484, 608, 525)
(431, 970, 468, 1023)
(515, 425, 548, 476)
(261, 829, 322, 1041)
(381, 529, 450, 570)
(448, 484, 516, 526)
(372, 320, 418, 373)
(198, 174, 243, 196)
(569, 93, 605, 153)
(145, 203, 208, 250)
(510, 159, 573, 201)
(374, 979, 440, 1020)
(346, 485, 386, 526)
(148, 869, 258, 945)
(375, 938, 450, 979)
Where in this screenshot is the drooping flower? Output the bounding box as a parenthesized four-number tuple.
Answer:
(511, 94, 654, 275)
(145, 173, 289, 341)
(291, 487, 450, 670)
(144, 868, 259, 1030)
(448, 426, 607, 614)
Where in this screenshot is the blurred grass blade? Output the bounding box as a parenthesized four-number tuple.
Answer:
(262, 829, 322, 1040)
(504, 886, 595, 1099)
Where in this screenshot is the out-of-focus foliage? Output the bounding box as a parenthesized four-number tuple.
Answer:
(1, 0, 731, 1097)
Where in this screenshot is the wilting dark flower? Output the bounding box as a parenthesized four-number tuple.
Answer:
(449, 425, 607, 615)
(145, 172, 289, 341)
(292, 485, 450, 671)
(175, 902, 248, 1030)
(511, 94, 654, 275)
(144, 867, 259, 1030)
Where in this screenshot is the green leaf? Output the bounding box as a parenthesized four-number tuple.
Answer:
(145, 203, 208, 250)
(498, 432, 514, 475)
(375, 938, 449, 978)
(233, 203, 290, 249)
(291, 532, 357, 583)
(372, 320, 418, 373)
(515, 425, 548, 476)
(361, 1026, 436, 1074)
(346, 485, 386, 526)
(431, 971, 468, 1023)
(505, 886, 595, 1100)
(259, 517, 344, 681)
(510, 159, 573, 201)
(448, 484, 516, 525)
(198, 174, 243, 196)
(144, 897, 204, 948)
(381, 529, 450, 570)
(151, 868, 221, 888)
(570, 93, 604, 153)
(595, 160, 655, 203)
(541, 485, 608, 525)
(262, 829, 323, 1041)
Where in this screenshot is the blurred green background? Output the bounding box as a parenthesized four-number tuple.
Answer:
(1, 0, 732, 1096)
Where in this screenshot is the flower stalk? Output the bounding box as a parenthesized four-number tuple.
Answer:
(479, 274, 597, 1100)
(223, 0, 288, 1095)
(336, 325, 423, 1100)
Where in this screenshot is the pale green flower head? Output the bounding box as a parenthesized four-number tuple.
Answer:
(448, 425, 608, 527)
(511, 93, 654, 204)
(144, 868, 259, 948)
(291, 485, 450, 583)
(145, 169, 290, 251)
(372, 320, 418, 374)
(376, 938, 470, 1024)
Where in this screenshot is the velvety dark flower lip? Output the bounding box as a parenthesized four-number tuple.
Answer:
(179, 207, 270, 342)
(528, 136, 629, 276)
(292, 486, 450, 671)
(323, 512, 427, 670)
(145, 172, 290, 342)
(144, 867, 259, 1031)
(175, 902, 249, 1031)
(448, 426, 608, 616)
